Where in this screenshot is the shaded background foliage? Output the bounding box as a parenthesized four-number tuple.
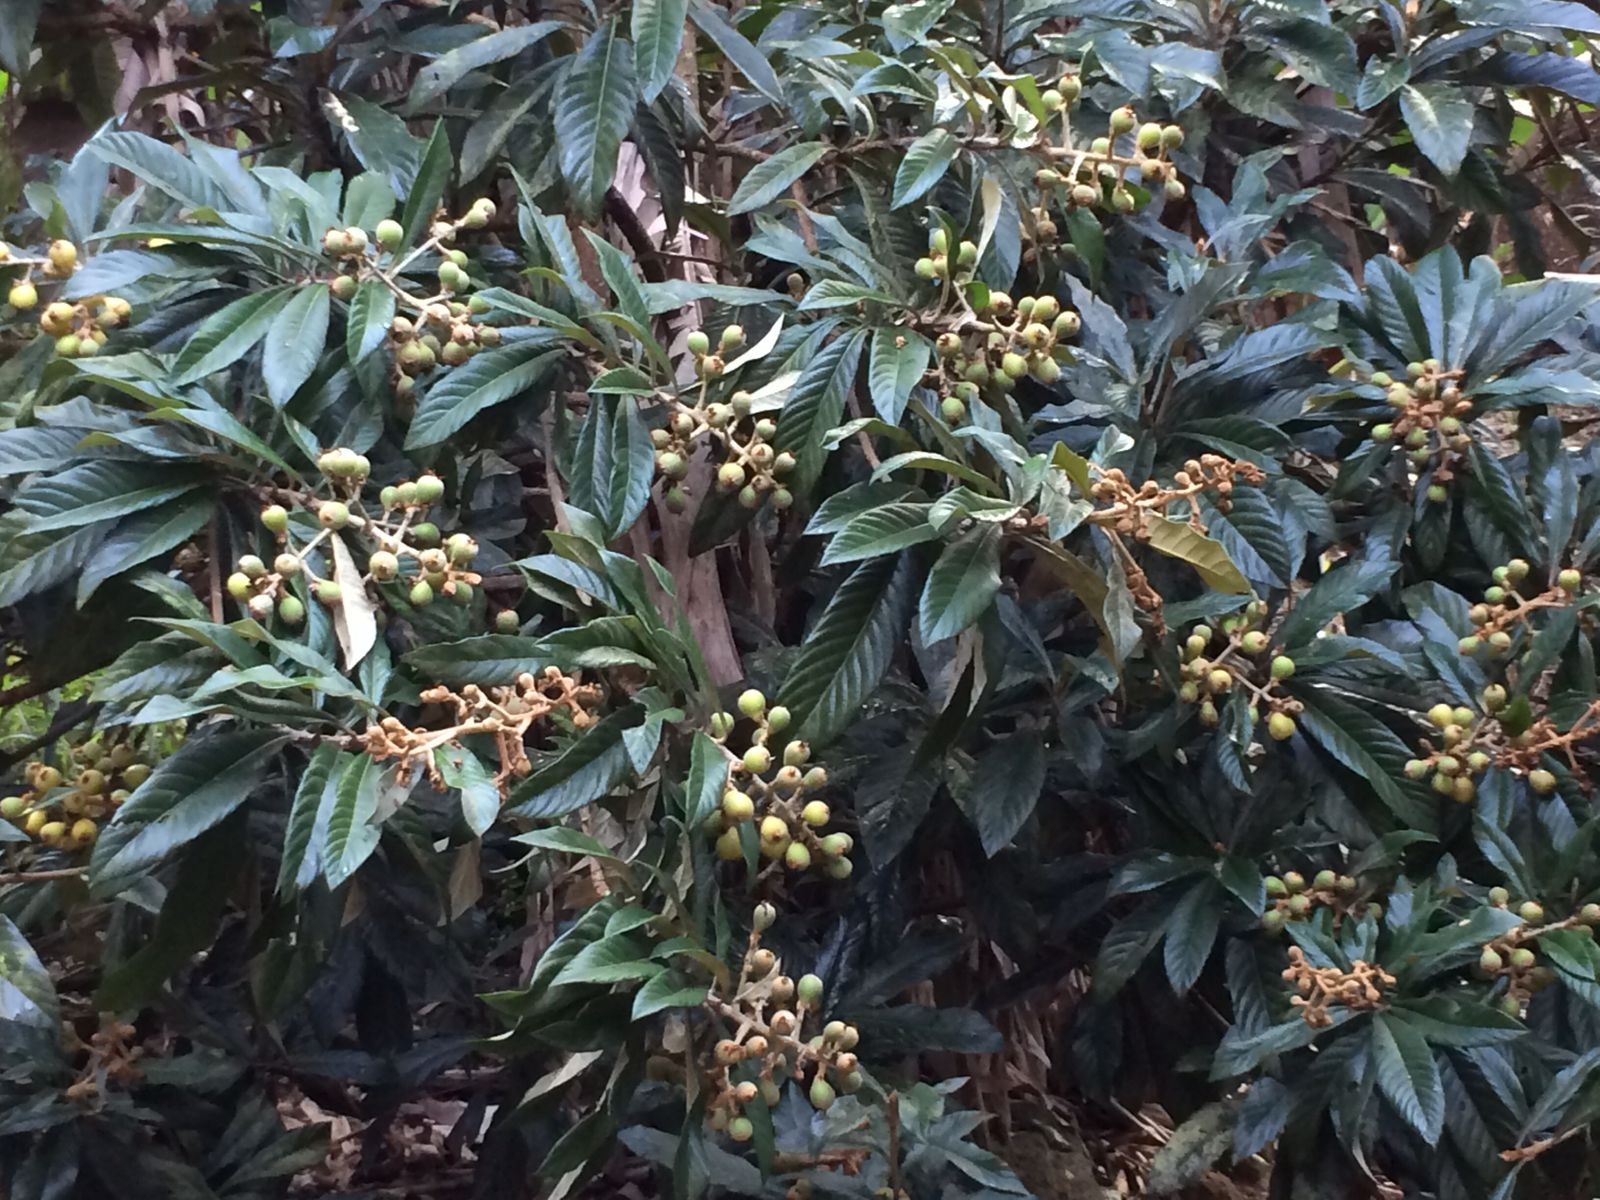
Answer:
(3, 2, 1600, 1199)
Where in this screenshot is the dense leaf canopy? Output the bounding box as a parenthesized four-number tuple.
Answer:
(4, 1, 1600, 1198)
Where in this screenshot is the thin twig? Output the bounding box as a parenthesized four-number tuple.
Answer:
(0, 868, 87, 886)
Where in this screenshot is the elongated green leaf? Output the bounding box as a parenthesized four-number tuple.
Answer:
(19, 463, 204, 535)
(505, 707, 642, 818)
(821, 502, 938, 565)
(774, 328, 866, 495)
(406, 340, 563, 448)
(276, 743, 342, 895)
(263, 283, 330, 408)
(964, 731, 1044, 856)
(1146, 517, 1250, 594)
(324, 754, 389, 888)
(1276, 560, 1394, 648)
(1400, 83, 1473, 176)
(399, 120, 455, 248)
(0, 915, 57, 1028)
(437, 746, 501, 838)
(686, 0, 784, 104)
(633, 970, 709, 1018)
(0, 521, 111, 605)
(683, 733, 728, 831)
(867, 327, 930, 424)
(89, 730, 284, 897)
(1372, 1013, 1445, 1140)
(779, 553, 918, 746)
(633, 0, 688, 101)
(892, 129, 960, 208)
(1164, 879, 1223, 995)
(727, 142, 831, 216)
(345, 278, 396, 364)
(76, 493, 213, 605)
(554, 21, 639, 218)
(410, 21, 566, 109)
(89, 130, 216, 208)
(0, 0, 41, 77)
(567, 394, 655, 539)
(173, 287, 294, 384)
(919, 522, 1001, 643)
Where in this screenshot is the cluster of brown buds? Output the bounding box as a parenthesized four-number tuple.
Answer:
(654, 326, 798, 513)
(1282, 946, 1395, 1028)
(1358, 359, 1473, 501)
(704, 690, 851, 880)
(62, 1015, 144, 1104)
(1260, 869, 1379, 933)
(2, 740, 153, 851)
(1028, 98, 1187, 239)
(928, 292, 1079, 423)
(1459, 558, 1584, 657)
(1087, 455, 1262, 534)
(1479, 891, 1600, 1016)
(363, 668, 602, 795)
(312, 197, 500, 399)
(1176, 603, 1304, 739)
(230, 452, 497, 628)
(704, 904, 864, 1142)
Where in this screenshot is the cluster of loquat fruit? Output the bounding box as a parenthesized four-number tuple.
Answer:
(1029, 99, 1187, 234)
(1458, 556, 1583, 658)
(705, 903, 865, 1142)
(652, 325, 798, 512)
(928, 290, 1079, 424)
(3, 237, 134, 357)
(706, 690, 851, 879)
(1260, 869, 1377, 933)
(230, 449, 494, 628)
(1353, 358, 1474, 502)
(315, 197, 502, 398)
(1478, 890, 1600, 1016)
(1175, 601, 1304, 740)
(2, 740, 154, 851)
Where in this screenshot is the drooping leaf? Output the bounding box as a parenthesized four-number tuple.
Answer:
(263, 283, 330, 408)
(779, 554, 919, 746)
(554, 21, 639, 218)
(891, 129, 960, 209)
(918, 522, 1002, 644)
(727, 143, 832, 216)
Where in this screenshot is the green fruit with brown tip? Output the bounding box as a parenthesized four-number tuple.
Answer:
(801, 800, 830, 827)
(1, 795, 27, 819)
(227, 572, 252, 601)
(1313, 869, 1337, 890)
(1264, 875, 1287, 898)
(1241, 630, 1268, 654)
(411, 522, 441, 546)
(1262, 909, 1286, 933)
(686, 330, 710, 356)
(1519, 901, 1544, 923)
(1559, 568, 1582, 592)
(1479, 948, 1503, 973)
(784, 841, 812, 871)
(1283, 871, 1306, 893)
(278, 595, 306, 625)
(715, 826, 742, 861)
(1426, 484, 1448, 504)
(1510, 947, 1536, 969)
(409, 579, 434, 607)
(1529, 769, 1557, 795)
(1287, 893, 1311, 916)
(315, 580, 343, 605)
(261, 504, 289, 533)
(797, 973, 824, 1004)
(317, 501, 349, 529)
(1267, 712, 1296, 741)
(120, 763, 149, 788)
(722, 790, 755, 822)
